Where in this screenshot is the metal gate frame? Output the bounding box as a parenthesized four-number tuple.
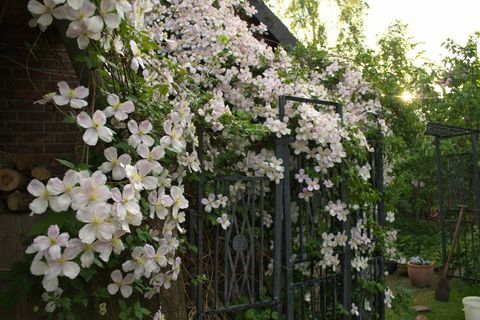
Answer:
(192, 95, 385, 319)
(426, 122, 480, 281)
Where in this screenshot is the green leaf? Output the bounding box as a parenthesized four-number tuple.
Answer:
(57, 158, 76, 170)
(63, 115, 77, 124)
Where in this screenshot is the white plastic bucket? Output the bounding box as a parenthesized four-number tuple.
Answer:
(463, 296, 480, 320)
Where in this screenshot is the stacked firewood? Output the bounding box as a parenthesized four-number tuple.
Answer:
(0, 151, 51, 214)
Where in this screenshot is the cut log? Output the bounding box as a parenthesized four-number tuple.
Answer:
(31, 167, 51, 181)
(0, 151, 17, 169)
(15, 154, 31, 171)
(0, 168, 25, 192)
(7, 191, 34, 212)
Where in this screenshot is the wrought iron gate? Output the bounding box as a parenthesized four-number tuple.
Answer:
(191, 96, 385, 319)
(426, 122, 480, 281)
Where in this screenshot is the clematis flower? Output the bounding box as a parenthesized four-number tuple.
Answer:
(136, 144, 164, 170)
(351, 303, 359, 316)
(77, 110, 114, 146)
(99, 0, 121, 29)
(33, 225, 70, 260)
(44, 249, 80, 280)
(160, 120, 185, 152)
(127, 120, 154, 147)
(52, 81, 89, 108)
(217, 213, 231, 230)
(27, 179, 71, 214)
(66, 0, 85, 10)
(71, 171, 111, 209)
(99, 147, 131, 180)
(148, 188, 173, 219)
(27, 0, 60, 28)
(108, 270, 134, 298)
(170, 186, 188, 215)
(66, 238, 107, 267)
(129, 40, 144, 72)
(122, 247, 145, 279)
(66, 15, 104, 49)
(111, 185, 140, 219)
(125, 162, 157, 191)
(201, 193, 219, 213)
(76, 203, 116, 244)
(103, 94, 135, 121)
(64, 0, 95, 21)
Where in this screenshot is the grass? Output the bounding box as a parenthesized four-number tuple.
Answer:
(386, 273, 480, 320)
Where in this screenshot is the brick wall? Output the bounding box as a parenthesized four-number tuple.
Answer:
(0, 25, 81, 174)
(0, 11, 81, 318)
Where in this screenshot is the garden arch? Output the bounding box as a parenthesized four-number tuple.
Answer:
(426, 122, 480, 281)
(191, 96, 386, 319)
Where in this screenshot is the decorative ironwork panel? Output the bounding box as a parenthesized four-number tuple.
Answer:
(443, 152, 474, 210)
(195, 176, 279, 318)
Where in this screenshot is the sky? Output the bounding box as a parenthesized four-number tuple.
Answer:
(268, 0, 480, 62)
(363, 0, 480, 62)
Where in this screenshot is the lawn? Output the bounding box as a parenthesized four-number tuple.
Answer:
(386, 273, 480, 320)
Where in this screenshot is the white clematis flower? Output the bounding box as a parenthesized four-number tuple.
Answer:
(99, 147, 131, 180)
(66, 15, 104, 49)
(100, 0, 121, 29)
(33, 225, 69, 260)
(111, 184, 140, 219)
(27, 0, 61, 28)
(77, 110, 114, 146)
(44, 248, 80, 280)
(108, 270, 134, 298)
(148, 188, 174, 219)
(217, 213, 231, 230)
(52, 81, 89, 108)
(27, 179, 71, 214)
(76, 203, 116, 244)
(129, 40, 144, 72)
(103, 94, 135, 121)
(125, 162, 157, 191)
(127, 119, 154, 147)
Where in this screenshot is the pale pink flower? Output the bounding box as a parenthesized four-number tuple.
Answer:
(125, 162, 157, 191)
(160, 120, 185, 152)
(99, 0, 121, 29)
(76, 203, 116, 244)
(66, 0, 85, 10)
(136, 144, 164, 170)
(77, 110, 114, 146)
(103, 94, 134, 121)
(66, 15, 104, 49)
(148, 188, 173, 219)
(27, 179, 71, 214)
(108, 270, 134, 298)
(127, 120, 154, 147)
(201, 193, 219, 213)
(170, 186, 188, 215)
(122, 247, 145, 279)
(44, 249, 80, 280)
(33, 225, 69, 260)
(71, 171, 111, 209)
(52, 81, 89, 108)
(98, 147, 131, 180)
(111, 185, 140, 219)
(129, 40, 144, 72)
(27, 0, 60, 27)
(217, 213, 231, 230)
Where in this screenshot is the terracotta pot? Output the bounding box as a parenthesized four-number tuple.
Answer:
(408, 262, 433, 287)
(398, 263, 408, 277)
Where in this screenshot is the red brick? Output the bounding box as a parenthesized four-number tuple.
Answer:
(8, 122, 44, 132)
(55, 133, 78, 143)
